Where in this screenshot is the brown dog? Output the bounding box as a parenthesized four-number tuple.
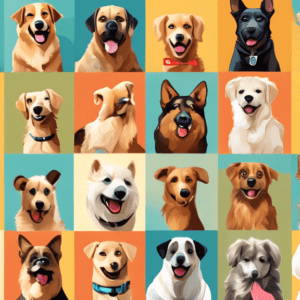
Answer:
(75, 5, 142, 72)
(11, 3, 63, 72)
(226, 162, 278, 230)
(153, 14, 205, 72)
(84, 241, 137, 300)
(155, 166, 209, 231)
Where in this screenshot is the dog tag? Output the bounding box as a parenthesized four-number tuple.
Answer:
(249, 55, 258, 66)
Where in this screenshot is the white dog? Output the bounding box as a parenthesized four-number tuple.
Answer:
(147, 237, 211, 300)
(226, 77, 284, 154)
(293, 244, 300, 300)
(86, 158, 139, 231)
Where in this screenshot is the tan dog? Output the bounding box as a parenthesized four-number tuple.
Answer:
(155, 166, 209, 230)
(11, 3, 63, 72)
(14, 170, 65, 231)
(84, 241, 137, 300)
(153, 14, 205, 72)
(226, 162, 278, 230)
(76, 5, 142, 72)
(74, 81, 144, 153)
(16, 89, 63, 154)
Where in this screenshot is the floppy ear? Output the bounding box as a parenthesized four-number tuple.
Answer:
(225, 77, 241, 102)
(84, 242, 99, 259)
(230, 0, 247, 15)
(154, 166, 176, 182)
(193, 240, 207, 260)
(127, 161, 136, 178)
(227, 239, 247, 268)
(293, 244, 300, 279)
(260, 164, 278, 185)
(297, 13, 300, 24)
(260, 78, 278, 104)
(296, 156, 300, 181)
(153, 15, 169, 41)
(18, 235, 33, 263)
(161, 80, 179, 109)
(45, 89, 63, 115)
(260, 0, 275, 18)
(125, 82, 134, 105)
(192, 167, 209, 184)
(126, 10, 138, 38)
(14, 175, 29, 191)
(16, 93, 28, 120)
(262, 239, 281, 269)
(157, 240, 171, 259)
(226, 163, 241, 181)
(46, 170, 61, 185)
(190, 15, 204, 42)
(190, 81, 207, 108)
(11, 7, 25, 27)
(94, 87, 114, 121)
(47, 4, 63, 23)
(46, 235, 62, 262)
(86, 8, 100, 33)
(120, 242, 137, 262)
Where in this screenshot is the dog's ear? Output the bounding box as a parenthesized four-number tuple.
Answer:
(120, 242, 137, 262)
(190, 81, 207, 108)
(227, 239, 248, 268)
(47, 4, 63, 23)
(161, 80, 179, 109)
(260, 164, 278, 187)
(126, 10, 138, 38)
(153, 15, 169, 41)
(11, 7, 26, 27)
(155, 166, 176, 182)
(89, 158, 104, 176)
(297, 13, 300, 24)
(45, 89, 63, 115)
(230, 0, 247, 18)
(225, 77, 241, 102)
(127, 161, 136, 178)
(226, 163, 241, 181)
(157, 240, 171, 259)
(14, 175, 29, 191)
(16, 93, 29, 120)
(124, 81, 134, 105)
(193, 240, 207, 260)
(84, 242, 99, 259)
(86, 8, 100, 33)
(190, 15, 204, 42)
(46, 170, 61, 186)
(18, 235, 34, 263)
(47, 235, 62, 262)
(260, 0, 275, 18)
(259, 78, 278, 104)
(192, 167, 209, 184)
(262, 239, 281, 269)
(296, 156, 300, 181)
(94, 87, 115, 121)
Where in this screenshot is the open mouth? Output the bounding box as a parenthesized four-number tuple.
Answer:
(241, 189, 261, 199)
(27, 208, 50, 223)
(102, 40, 119, 54)
(28, 26, 49, 45)
(246, 39, 258, 47)
(176, 124, 192, 138)
(30, 269, 53, 286)
(33, 115, 47, 122)
(101, 195, 123, 214)
(170, 40, 191, 56)
(172, 266, 190, 278)
(242, 105, 261, 115)
(101, 267, 121, 280)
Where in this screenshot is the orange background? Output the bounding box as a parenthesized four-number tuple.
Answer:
(218, 0, 293, 72)
(74, 73, 145, 148)
(218, 72, 291, 154)
(75, 231, 146, 299)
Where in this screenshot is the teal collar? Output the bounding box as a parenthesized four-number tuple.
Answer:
(30, 133, 55, 142)
(93, 281, 130, 296)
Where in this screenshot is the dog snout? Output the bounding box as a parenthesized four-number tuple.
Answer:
(35, 21, 45, 30)
(175, 111, 192, 127)
(247, 178, 256, 188)
(252, 270, 259, 279)
(35, 201, 44, 210)
(110, 262, 119, 271)
(105, 20, 118, 33)
(244, 95, 254, 103)
(33, 257, 49, 267)
(180, 189, 190, 198)
(176, 34, 184, 42)
(114, 186, 127, 200)
(33, 106, 43, 115)
(246, 27, 256, 34)
(176, 255, 185, 265)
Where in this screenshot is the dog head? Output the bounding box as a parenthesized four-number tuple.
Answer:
(11, 3, 62, 45)
(18, 235, 62, 299)
(14, 170, 61, 224)
(226, 162, 278, 200)
(157, 237, 207, 280)
(154, 14, 204, 59)
(86, 5, 138, 55)
(155, 166, 209, 206)
(230, 0, 274, 50)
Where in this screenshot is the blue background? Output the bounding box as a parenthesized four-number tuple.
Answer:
(146, 72, 218, 153)
(0, 0, 3, 71)
(75, 0, 145, 70)
(5, 154, 74, 230)
(292, 155, 300, 230)
(293, 0, 300, 24)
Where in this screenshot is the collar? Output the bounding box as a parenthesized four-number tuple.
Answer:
(95, 213, 134, 228)
(30, 133, 55, 142)
(93, 281, 130, 296)
(18, 289, 68, 300)
(163, 58, 198, 67)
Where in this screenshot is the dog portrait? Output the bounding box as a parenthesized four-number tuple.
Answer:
(74, 81, 144, 153)
(84, 240, 137, 300)
(11, 3, 63, 72)
(13, 170, 65, 231)
(229, 0, 280, 71)
(16, 89, 63, 154)
(155, 79, 208, 153)
(147, 237, 211, 300)
(226, 76, 284, 154)
(225, 237, 282, 300)
(75, 5, 142, 72)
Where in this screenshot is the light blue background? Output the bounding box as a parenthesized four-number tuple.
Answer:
(5, 154, 74, 230)
(4, 0, 75, 72)
(75, 0, 145, 71)
(0, 0, 3, 71)
(146, 231, 218, 299)
(293, 0, 300, 24)
(292, 155, 300, 230)
(146, 73, 218, 153)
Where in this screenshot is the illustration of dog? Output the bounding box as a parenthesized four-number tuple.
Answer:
(75, 5, 142, 72)
(84, 241, 137, 300)
(16, 89, 63, 154)
(229, 0, 280, 71)
(155, 166, 209, 231)
(147, 237, 211, 300)
(14, 170, 65, 231)
(225, 237, 282, 300)
(155, 80, 208, 153)
(153, 14, 205, 72)
(11, 3, 63, 72)
(74, 81, 144, 153)
(292, 243, 300, 300)
(86, 158, 139, 231)
(226, 162, 278, 230)
(226, 76, 284, 154)
(17, 235, 68, 300)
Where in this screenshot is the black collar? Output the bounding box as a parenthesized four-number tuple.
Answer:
(30, 133, 55, 142)
(95, 213, 134, 228)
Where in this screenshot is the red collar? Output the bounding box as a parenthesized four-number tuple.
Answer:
(163, 58, 198, 67)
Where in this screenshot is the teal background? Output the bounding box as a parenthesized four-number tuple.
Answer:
(146, 154, 218, 231)
(75, 0, 145, 71)
(0, 0, 3, 71)
(146, 231, 218, 299)
(5, 154, 74, 230)
(292, 155, 300, 230)
(293, 0, 300, 24)
(146, 73, 218, 153)
(4, 0, 75, 72)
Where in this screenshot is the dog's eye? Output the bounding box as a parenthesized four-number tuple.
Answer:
(44, 97, 50, 100)
(186, 100, 194, 107)
(115, 251, 121, 256)
(257, 171, 263, 178)
(183, 24, 191, 29)
(187, 249, 193, 254)
(100, 251, 106, 256)
(172, 104, 180, 109)
(103, 178, 111, 185)
(186, 177, 193, 183)
(240, 170, 247, 178)
(29, 188, 36, 195)
(99, 16, 107, 22)
(44, 188, 50, 196)
(244, 258, 250, 262)
(241, 16, 249, 22)
(26, 13, 34, 17)
(239, 90, 245, 94)
(256, 90, 262, 94)
(168, 24, 175, 29)
(27, 98, 32, 104)
(124, 180, 132, 186)
(256, 16, 264, 22)
(170, 250, 175, 255)
(171, 177, 178, 183)
(42, 12, 48, 16)
(259, 257, 266, 263)
(116, 17, 124, 23)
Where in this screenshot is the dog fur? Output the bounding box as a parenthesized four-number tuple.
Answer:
(293, 243, 300, 300)
(11, 3, 63, 72)
(226, 76, 284, 154)
(14, 170, 65, 231)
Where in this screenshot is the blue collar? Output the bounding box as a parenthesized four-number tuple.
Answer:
(30, 133, 55, 142)
(93, 281, 130, 296)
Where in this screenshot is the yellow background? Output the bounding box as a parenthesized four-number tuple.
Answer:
(293, 231, 300, 300)
(146, 0, 218, 72)
(292, 71, 300, 154)
(0, 74, 3, 230)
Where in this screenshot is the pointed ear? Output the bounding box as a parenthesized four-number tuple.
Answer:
(154, 166, 176, 182)
(84, 242, 99, 259)
(161, 80, 179, 109)
(16, 93, 28, 120)
(126, 10, 138, 38)
(46, 170, 61, 185)
(260, 78, 278, 104)
(190, 81, 207, 108)
(47, 4, 63, 23)
(127, 161, 136, 178)
(260, 0, 275, 18)
(296, 156, 300, 181)
(157, 240, 171, 259)
(153, 15, 168, 41)
(45, 89, 62, 115)
(227, 239, 248, 268)
(260, 164, 278, 185)
(192, 167, 209, 184)
(120, 242, 137, 262)
(18, 235, 33, 263)
(230, 0, 247, 14)
(11, 7, 25, 27)
(226, 163, 241, 181)
(193, 240, 207, 260)
(47, 235, 62, 262)
(89, 159, 104, 176)
(14, 175, 29, 191)
(225, 77, 242, 102)
(86, 8, 100, 33)
(190, 15, 204, 42)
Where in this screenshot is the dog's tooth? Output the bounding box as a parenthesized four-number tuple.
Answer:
(188, 125, 192, 130)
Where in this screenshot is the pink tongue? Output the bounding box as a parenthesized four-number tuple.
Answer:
(247, 39, 257, 46)
(175, 46, 185, 53)
(33, 211, 41, 222)
(245, 106, 253, 114)
(174, 268, 186, 277)
(105, 40, 118, 54)
(109, 200, 121, 214)
(178, 127, 188, 138)
(37, 274, 48, 286)
(35, 35, 45, 43)
(251, 282, 275, 300)
(248, 190, 256, 197)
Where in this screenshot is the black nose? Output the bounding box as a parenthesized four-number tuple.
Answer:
(35, 201, 44, 210)
(247, 27, 256, 34)
(33, 106, 43, 115)
(114, 186, 127, 200)
(180, 189, 190, 198)
(35, 21, 44, 30)
(252, 270, 259, 279)
(175, 111, 192, 127)
(247, 178, 256, 188)
(176, 34, 184, 42)
(33, 257, 49, 267)
(176, 255, 185, 265)
(245, 95, 254, 103)
(110, 262, 119, 271)
(105, 20, 118, 33)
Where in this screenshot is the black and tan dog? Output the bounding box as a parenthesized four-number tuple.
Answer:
(75, 5, 142, 72)
(17, 235, 68, 300)
(154, 80, 208, 153)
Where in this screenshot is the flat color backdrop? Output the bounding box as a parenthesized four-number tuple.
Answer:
(0, 231, 3, 300)
(0, 74, 3, 230)
(292, 0, 300, 73)
(292, 155, 300, 230)
(293, 231, 300, 300)
(292, 72, 300, 153)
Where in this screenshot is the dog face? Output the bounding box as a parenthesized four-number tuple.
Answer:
(86, 5, 138, 55)
(230, 0, 274, 50)
(226, 162, 278, 200)
(18, 235, 62, 299)
(154, 14, 204, 59)
(11, 3, 62, 45)
(14, 170, 61, 224)
(155, 166, 209, 206)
